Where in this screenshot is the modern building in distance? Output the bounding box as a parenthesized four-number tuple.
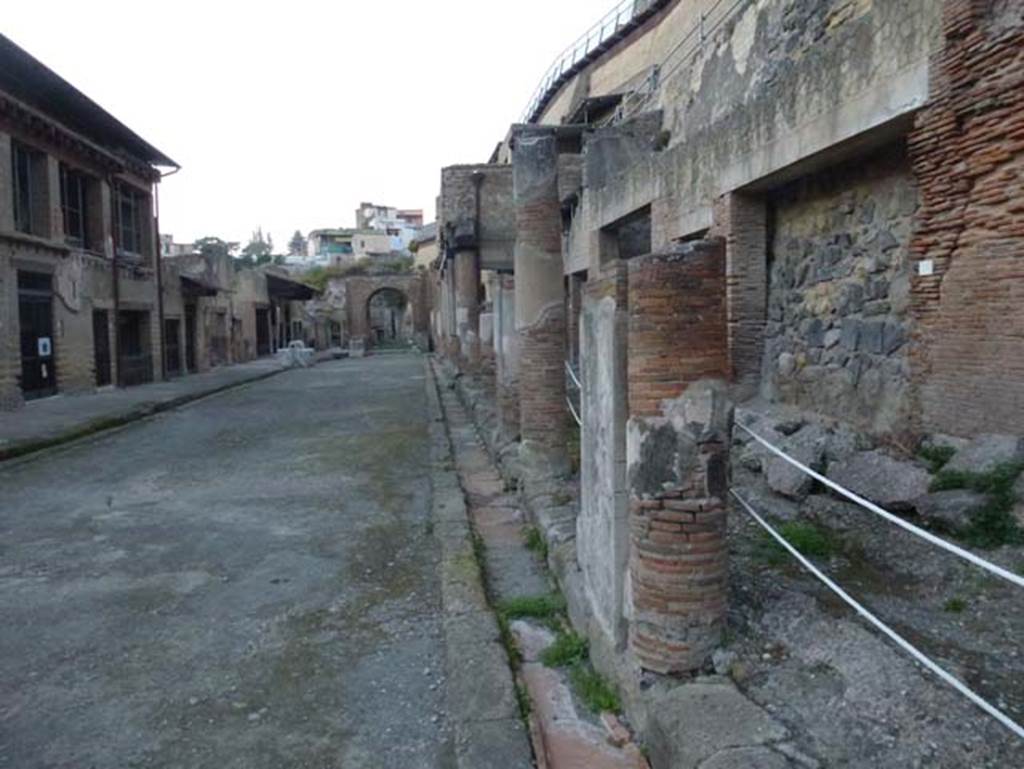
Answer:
(355, 202, 423, 254)
(411, 222, 438, 270)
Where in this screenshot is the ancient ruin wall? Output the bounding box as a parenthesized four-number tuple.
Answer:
(764, 145, 918, 434)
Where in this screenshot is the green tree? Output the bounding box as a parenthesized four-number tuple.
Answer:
(193, 236, 238, 259)
(288, 230, 307, 256)
(241, 228, 274, 262)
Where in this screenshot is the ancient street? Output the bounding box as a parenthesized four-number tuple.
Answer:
(0, 355, 454, 769)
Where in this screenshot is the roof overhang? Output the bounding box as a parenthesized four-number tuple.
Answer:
(0, 34, 177, 168)
(266, 273, 316, 300)
(180, 275, 218, 297)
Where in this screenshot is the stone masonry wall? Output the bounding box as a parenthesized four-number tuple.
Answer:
(908, 0, 1024, 438)
(764, 145, 917, 435)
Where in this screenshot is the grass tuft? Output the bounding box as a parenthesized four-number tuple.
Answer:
(918, 444, 956, 474)
(523, 525, 548, 561)
(930, 461, 1024, 548)
(497, 593, 566, 622)
(570, 664, 621, 713)
(514, 681, 532, 719)
(943, 597, 967, 613)
(754, 521, 837, 565)
(540, 631, 588, 668)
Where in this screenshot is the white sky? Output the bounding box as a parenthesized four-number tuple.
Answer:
(4, 0, 603, 249)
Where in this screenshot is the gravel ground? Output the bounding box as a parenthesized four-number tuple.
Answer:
(727, 467, 1024, 768)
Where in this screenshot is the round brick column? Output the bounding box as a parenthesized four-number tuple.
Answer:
(625, 244, 732, 675)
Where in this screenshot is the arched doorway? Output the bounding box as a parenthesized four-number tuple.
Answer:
(367, 287, 410, 348)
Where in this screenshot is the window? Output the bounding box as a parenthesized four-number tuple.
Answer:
(11, 141, 41, 235)
(116, 184, 145, 256)
(60, 164, 91, 248)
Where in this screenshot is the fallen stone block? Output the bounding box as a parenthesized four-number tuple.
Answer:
(944, 433, 1024, 475)
(827, 450, 931, 510)
(913, 489, 988, 531)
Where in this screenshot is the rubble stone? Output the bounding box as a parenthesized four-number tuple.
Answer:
(827, 450, 931, 510)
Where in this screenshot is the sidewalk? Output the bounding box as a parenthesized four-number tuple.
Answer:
(0, 358, 286, 461)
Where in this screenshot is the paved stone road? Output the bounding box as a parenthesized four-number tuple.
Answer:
(0, 355, 455, 769)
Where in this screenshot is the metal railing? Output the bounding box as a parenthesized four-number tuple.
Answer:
(521, 0, 641, 123)
(565, 360, 583, 427)
(520, 0, 750, 126)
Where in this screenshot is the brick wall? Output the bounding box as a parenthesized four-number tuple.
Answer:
(626, 241, 729, 418)
(519, 304, 568, 454)
(908, 0, 1024, 438)
(720, 192, 768, 396)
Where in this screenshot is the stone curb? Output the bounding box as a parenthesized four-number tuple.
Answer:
(423, 357, 534, 769)
(0, 367, 288, 465)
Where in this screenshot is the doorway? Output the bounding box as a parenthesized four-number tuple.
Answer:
(165, 318, 182, 377)
(185, 304, 197, 372)
(18, 271, 57, 399)
(93, 309, 111, 386)
(256, 308, 271, 356)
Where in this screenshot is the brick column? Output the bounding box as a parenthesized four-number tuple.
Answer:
(453, 247, 480, 370)
(625, 241, 732, 675)
(512, 129, 567, 474)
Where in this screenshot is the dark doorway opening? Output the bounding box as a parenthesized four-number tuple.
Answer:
(18, 271, 57, 399)
(165, 318, 182, 377)
(256, 308, 271, 356)
(117, 310, 153, 387)
(93, 309, 111, 386)
(185, 304, 197, 372)
(367, 288, 409, 348)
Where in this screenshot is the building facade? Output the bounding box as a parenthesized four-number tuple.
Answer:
(0, 34, 176, 410)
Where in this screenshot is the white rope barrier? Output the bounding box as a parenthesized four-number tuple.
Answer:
(732, 490, 1024, 741)
(566, 396, 582, 428)
(737, 422, 1024, 590)
(564, 360, 582, 391)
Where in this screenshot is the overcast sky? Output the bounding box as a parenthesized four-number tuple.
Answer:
(4, 0, 603, 249)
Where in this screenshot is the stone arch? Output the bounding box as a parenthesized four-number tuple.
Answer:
(344, 274, 430, 349)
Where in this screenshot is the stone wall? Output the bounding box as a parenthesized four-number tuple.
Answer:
(764, 144, 917, 434)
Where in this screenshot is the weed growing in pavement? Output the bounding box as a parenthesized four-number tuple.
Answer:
(570, 664, 621, 713)
(497, 593, 566, 622)
(496, 612, 522, 667)
(540, 631, 588, 668)
(943, 597, 967, 613)
(930, 461, 1024, 548)
(514, 681, 532, 719)
(523, 525, 548, 561)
